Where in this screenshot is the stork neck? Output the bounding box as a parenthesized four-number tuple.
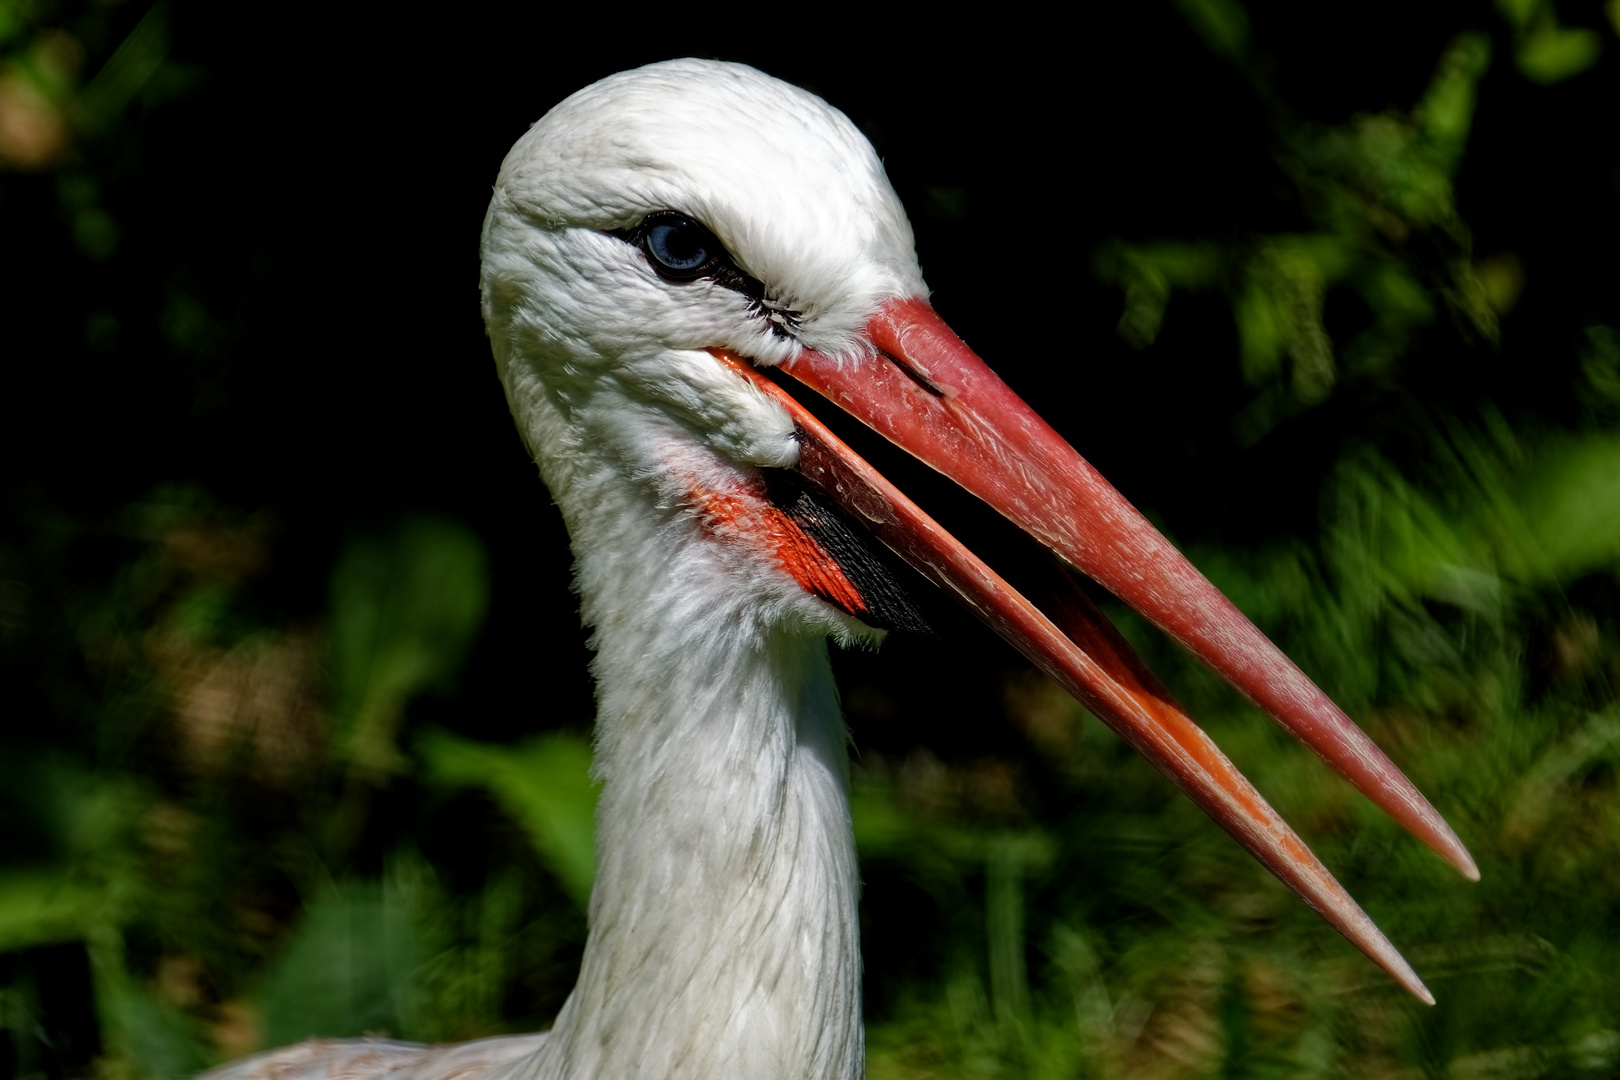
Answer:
(516, 486, 864, 1080)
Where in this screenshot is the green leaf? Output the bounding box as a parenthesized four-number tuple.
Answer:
(0, 872, 100, 952)
(420, 731, 598, 907)
(330, 517, 489, 773)
(1505, 434, 1620, 581)
(1517, 26, 1602, 84)
(1416, 33, 1492, 159)
(1175, 0, 1251, 59)
(73, 3, 170, 131)
(1496, 0, 1543, 31)
(0, 2, 22, 49)
(258, 877, 434, 1046)
(100, 980, 211, 1080)
(1235, 279, 1284, 385)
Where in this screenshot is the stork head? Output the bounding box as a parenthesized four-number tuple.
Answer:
(481, 61, 932, 622)
(482, 59, 920, 369)
(480, 58, 1473, 1003)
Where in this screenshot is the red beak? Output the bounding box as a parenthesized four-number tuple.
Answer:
(714, 295, 1475, 1005)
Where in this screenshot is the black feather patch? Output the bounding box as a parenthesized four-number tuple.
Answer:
(761, 468, 931, 635)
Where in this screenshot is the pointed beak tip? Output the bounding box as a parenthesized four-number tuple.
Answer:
(1377, 945, 1435, 1005)
(1433, 829, 1480, 882)
(740, 301, 1475, 1004)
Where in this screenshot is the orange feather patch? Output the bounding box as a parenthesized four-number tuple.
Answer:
(684, 474, 869, 620)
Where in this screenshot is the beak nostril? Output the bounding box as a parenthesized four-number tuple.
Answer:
(880, 348, 947, 398)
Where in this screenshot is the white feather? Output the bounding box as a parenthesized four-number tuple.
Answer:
(212, 58, 930, 1080)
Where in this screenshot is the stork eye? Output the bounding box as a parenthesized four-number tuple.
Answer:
(642, 212, 719, 281)
(606, 213, 801, 339)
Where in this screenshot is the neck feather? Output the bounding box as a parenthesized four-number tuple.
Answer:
(512, 453, 864, 1080)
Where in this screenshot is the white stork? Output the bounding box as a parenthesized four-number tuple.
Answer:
(208, 58, 1476, 1080)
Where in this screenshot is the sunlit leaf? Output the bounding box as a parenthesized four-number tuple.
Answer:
(1516, 26, 1602, 83)
(1416, 32, 1492, 161)
(1235, 278, 1284, 384)
(1504, 434, 1620, 581)
(0, 872, 99, 952)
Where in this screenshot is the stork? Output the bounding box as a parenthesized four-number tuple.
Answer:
(208, 58, 1475, 1080)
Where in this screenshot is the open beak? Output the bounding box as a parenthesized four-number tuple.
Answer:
(714, 295, 1475, 1005)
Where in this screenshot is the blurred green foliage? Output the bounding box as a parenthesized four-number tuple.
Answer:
(330, 519, 488, 780)
(420, 733, 597, 910)
(1097, 30, 1500, 442)
(859, 409, 1620, 1077)
(2, 2, 1618, 1079)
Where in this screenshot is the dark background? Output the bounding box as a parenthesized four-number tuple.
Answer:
(3, 2, 1619, 1077)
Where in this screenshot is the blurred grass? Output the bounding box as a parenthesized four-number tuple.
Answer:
(2, 2, 1618, 1079)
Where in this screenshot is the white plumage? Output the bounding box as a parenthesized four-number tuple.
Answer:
(204, 57, 1472, 1080)
(477, 62, 917, 1078)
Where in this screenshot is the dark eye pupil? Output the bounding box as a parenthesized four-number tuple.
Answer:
(645, 216, 714, 278)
